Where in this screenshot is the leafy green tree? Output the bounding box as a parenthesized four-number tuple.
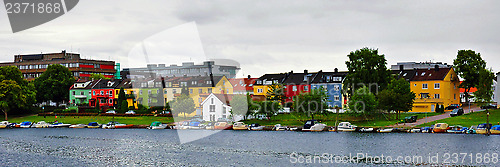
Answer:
(474, 68, 495, 104)
(344, 47, 390, 96)
(34, 64, 74, 106)
(230, 94, 257, 120)
(165, 102, 171, 112)
(171, 94, 195, 118)
(348, 86, 378, 114)
(0, 66, 36, 120)
(453, 50, 487, 105)
(377, 78, 416, 120)
(266, 84, 285, 104)
(117, 87, 126, 110)
(181, 86, 189, 96)
(90, 73, 110, 80)
(255, 100, 281, 120)
(293, 88, 329, 119)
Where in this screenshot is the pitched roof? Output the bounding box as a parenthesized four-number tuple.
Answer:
(92, 79, 123, 89)
(229, 78, 257, 91)
(391, 68, 452, 81)
(201, 93, 235, 105)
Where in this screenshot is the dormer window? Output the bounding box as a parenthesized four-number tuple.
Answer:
(421, 72, 426, 76)
(403, 73, 407, 77)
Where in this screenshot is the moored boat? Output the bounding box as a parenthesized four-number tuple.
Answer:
(302, 120, 327, 132)
(20, 121, 32, 128)
(87, 122, 101, 128)
(34, 121, 51, 128)
(232, 122, 248, 130)
(447, 125, 465, 134)
(432, 123, 449, 133)
(148, 121, 167, 129)
(188, 121, 204, 129)
(0, 121, 10, 128)
(50, 122, 71, 128)
(273, 124, 287, 131)
(337, 122, 356, 132)
(69, 124, 88, 128)
(360, 127, 374, 132)
(214, 122, 232, 130)
(476, 123, 492, 134)
(377, 128, 393, 133)
(409, 128, 421, 133)
(490, 125, 500, 135)
(249, 123, 265, 131)
(115, 123, 133, 129)
(102, 121, 117, 129)
(205, 122, 215, 130)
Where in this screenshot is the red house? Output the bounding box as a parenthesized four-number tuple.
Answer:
(282, 70, 314, 103)
(89, 79, 122, 110)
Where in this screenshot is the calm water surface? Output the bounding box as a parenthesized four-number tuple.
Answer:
(1, 129, 499, 166)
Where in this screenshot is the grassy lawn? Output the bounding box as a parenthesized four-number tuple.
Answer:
(418, 109, 500, 128)
(4, 115, 175, 125)
(243, 112, 440, 127)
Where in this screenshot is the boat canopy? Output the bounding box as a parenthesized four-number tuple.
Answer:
(88, 122, 98, 126)
(151, 121, 162, 126)
(477, 123, 493, 129)
(492, 125, 500, 130)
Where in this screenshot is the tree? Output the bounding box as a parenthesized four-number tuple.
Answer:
(453, 50, 487, 105)
(34, 64, 74, 105)
(90, 73, 110, 80)
(255, 100, 281, 120)
(117, 87, 126, 110)
(343, 47, 391, 96)
(293, 87, 329, 119)
(171, 94, 195, 118)
(181, 86, 189, 96)
(0, 66, 36, 120)
(120, 100, 128, 113)
(474, 68, 495, 104)
(230, 94, 258, 120)
(266, 84, 285, 104)
(377, 78, 416, 120)
(348, 86, 378, 114)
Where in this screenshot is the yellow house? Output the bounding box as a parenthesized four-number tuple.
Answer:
(114, 80, 138, 109)
(404, 67, 460, 112)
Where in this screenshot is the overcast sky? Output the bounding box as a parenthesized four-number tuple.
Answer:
(1, 1, 499, 77)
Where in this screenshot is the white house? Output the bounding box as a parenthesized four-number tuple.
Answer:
(201, 93, 233, 122)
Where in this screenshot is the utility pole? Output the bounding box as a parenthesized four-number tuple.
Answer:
(487, 109, 490, 136)
(335, 106, 339, 133)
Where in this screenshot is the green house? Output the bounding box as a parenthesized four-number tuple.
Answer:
(69, 80, 97, 109)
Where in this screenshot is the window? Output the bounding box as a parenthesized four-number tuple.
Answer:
(109, 90, 113, 96)
(72, 100, 75, 104)
(293, 86, 297, 91)
(421, 93, 429, 99)
(199, 89, 203, 94)
(208, 88, 212, 93)
(81, 92, 84, 95)
(222, 115, 226, 118)
(148, 98, 151, 103)
(173, 89, 177, 94)
(454, 94, 456, 100)
(140, 90, 143, 95)
(434, 94, 440, 99)
(100, 91, 104, 95)
(199, 98, 202, 103)
(304, 86, 309, 91)
(148, 90, 152, 95)
(109, 99, 113, 104)
(72, 91, 75, 95)
(434, 83, 440, 89)
(116, 90, 119, 94)
(211, 98, 214, 104)
(334, 95, 340, 101)
(100, 99, 105, 104)
(334, 85, 340, 91)
(257, 89, 263, 93)
(414, 84, 417, 87)
(190, 89, 193, 94)
(422, 84, 428, 89)
(421, 72, 426, 76)
(157, 89, 160, 94)
(223, 107, 226, 114)
(210, 105, 215, 112)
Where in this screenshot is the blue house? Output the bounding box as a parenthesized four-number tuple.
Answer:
(310, 69, 347, 109)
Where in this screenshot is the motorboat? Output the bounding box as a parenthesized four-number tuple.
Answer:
(188, 121, 205, 129)
(204, 122, 215, 130)
(115, 123, 133, 129)
(420, 127, 432, 133)
(248, 123, 265, 131)
(214, 122, 232, 130)
(466, 126, 476, 134)
(288, 127, 299, 131)
(273, 124, 287, 131)
(409, 128, 421, 133)
(178, 121, 191, 130)
(432, 123, 449, 133)
(476, 123, 492, 134)
(337, 122, 356, 132)
(87, 122, 101, 128)
(360, 127, 374, 132)
(102, 121, 118, 129)
(232, 122, 248, 130)
(490, 125, 500, 135)
(302, 120, 327, 132)
(148, 121, 167, 129)
(447, 125, 465, 134)
(20, 121, 32, 128)
(0, 121, 10, 128)
(69, 124, 88, 128)
(50, 122, 71, 128)
(34, 121, 51, 128)
(377, 128, 393, 133)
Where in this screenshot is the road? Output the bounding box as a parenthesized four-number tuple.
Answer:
(390, 105, 483, 128)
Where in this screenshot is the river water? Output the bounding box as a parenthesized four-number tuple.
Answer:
(1, 129, 499, 166)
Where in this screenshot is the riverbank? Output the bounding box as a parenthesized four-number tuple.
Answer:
(418, 109, 500, 128)
(5, 115, 175, 125)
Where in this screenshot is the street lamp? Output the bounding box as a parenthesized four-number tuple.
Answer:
(487, 110, 490, 136)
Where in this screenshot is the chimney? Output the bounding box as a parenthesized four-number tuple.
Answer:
(334, 68, 338, 73)
(399, 65, 404, 71)
(304, 70, 308, 74)
(435, 65, 439, 71)
(247, 75, 251, 79)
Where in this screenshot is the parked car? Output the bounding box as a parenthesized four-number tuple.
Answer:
(403, 116, 418, 123)
(481, 103, 497, 109)
(445, 104, 460, 110)
(450, 108, 464, 117)
(125, 110, 136, 114)
(105, 110, 116, 114)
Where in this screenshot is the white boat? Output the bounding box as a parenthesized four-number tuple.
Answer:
(377, 128, 393, 133)
(20, 121, 32, 128)
(69, 124, 87, 128)
(50, 122, 71, 128)
(0, 121, 10, 128)
(360, 127, 374, 132)
(302, 120, 327, 132)
(34, 121, 51, 128)
(102, 122, 117, 129)
(337, 122, 356, 132)
(273, 124, 287, 131)
(249, 123, 265, 131)
(409, 128, 421, 133)
(148, 121, 167, 129)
